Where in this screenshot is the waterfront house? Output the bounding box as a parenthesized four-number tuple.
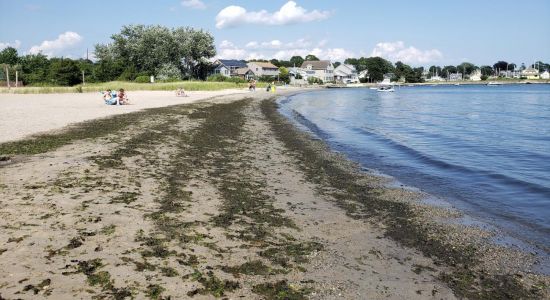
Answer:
(301, 60, 334, 83)
(541, 70, 550, 79)
(334, 64, 359, 83)
(521, 67, 540, 79)
(235, 67, 257, 81)
(470, 69, 482, 81)
(449, 73, 463, 81)
(211, 59, 248, 77)
(247, 61, 280, 77)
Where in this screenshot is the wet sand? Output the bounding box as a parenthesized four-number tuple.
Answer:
(0, 90, 548, 299)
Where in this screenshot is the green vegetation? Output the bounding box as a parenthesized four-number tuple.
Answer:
(0, 80, 249, 94)
(252, 280, 311, 300)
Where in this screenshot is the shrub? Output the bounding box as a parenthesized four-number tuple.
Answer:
(156, 63, 181, 81)
(135, 75, 151, 83)
(480, 75, 488, 81)
(307, 77, 323, 85)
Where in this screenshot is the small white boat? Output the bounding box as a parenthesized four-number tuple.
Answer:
(487, 81, 503, 86)
(369, 87, 378, 90)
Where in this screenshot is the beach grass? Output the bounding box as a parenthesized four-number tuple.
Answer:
(0, 80, 267, 94)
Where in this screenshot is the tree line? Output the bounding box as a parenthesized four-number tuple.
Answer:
(1, 24, 548, 86)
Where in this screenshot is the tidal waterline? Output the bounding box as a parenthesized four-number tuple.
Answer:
(279, 85, 550, 254)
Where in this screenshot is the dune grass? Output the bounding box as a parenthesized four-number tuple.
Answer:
(0, 80, 267, 94)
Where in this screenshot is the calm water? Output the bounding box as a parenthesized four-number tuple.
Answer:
(279, 84, 550, 254)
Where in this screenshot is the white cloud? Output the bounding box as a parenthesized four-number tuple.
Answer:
(29, 31, 82, 56)
(215, 1, 330, 29)
(370, 41, 442, 64)
(181, 0, 206, 10)
(0, 40, 21, 50)
(29, 31, 83, 57)
(217, 38, 353, 62)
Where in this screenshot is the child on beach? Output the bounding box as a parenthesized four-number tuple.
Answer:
(117, 89, 129, 104)
(175, 87, 188, 97)
(103, 89, 119, 105)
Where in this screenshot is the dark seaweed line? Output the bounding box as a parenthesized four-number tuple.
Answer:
(261, 98, 547, 300)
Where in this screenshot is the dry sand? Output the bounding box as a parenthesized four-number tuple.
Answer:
(0, 89, 249, 143)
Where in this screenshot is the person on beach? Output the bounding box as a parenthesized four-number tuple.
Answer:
(266, 82, 271, 92)
(252, 79, 256, 91)
(176, 87, 188, 97)
(270, 81, 276, 93)
(117, 88, 129, 105)
(103, 89, 119, 105)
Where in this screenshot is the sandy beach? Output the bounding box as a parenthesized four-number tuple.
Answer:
(0, 90, 548, 299)
(0, 89, 251, 144)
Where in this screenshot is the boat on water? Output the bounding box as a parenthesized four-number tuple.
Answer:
(487, 81, 503, 86)
(375, 78, 395, 92)
(377, 86, 395, 92)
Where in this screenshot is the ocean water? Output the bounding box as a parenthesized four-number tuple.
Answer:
(279, 84, 550, 254)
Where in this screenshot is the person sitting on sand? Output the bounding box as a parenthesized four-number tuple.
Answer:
(103, 89, 119, 105)
(117, 88, 129, 105)
(175, 87, 188, 97)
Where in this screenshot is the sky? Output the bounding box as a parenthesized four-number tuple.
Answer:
(1, 0, 549, 66)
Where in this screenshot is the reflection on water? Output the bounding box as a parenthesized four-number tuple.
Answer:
(280, 85, 550, 254)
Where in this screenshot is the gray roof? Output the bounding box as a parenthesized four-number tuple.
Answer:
(217, 59, 248, 68)
(301, 60, 332, 69)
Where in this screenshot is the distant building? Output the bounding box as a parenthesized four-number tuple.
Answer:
(540, 70, 550, 79)
(449, 73, 463, 81)
(301, 60, 334, 83)
(211, 59, 248, 77)
(234, 67, 257, 81)
(427, 75, 444, 82)
(470, 69, 482, 81)
(521, 67, 540, 79)
(247, 62, 280, 77)
(334, 64, 359, 83)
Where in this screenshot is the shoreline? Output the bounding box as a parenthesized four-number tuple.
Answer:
(0, 90, 548, 299)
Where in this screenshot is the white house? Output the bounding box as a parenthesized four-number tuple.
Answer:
(521, 67, 540, 79)
(449, 73, 463, 81)
(247, 62, 279, 77)
(540, 70, 549, 79)
(334, 64, 359, 83)
(301, 60, 334, 83)
(470, 69, 482, 81)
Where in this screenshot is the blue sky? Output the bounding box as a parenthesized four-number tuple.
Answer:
(1, 0, 549, 66)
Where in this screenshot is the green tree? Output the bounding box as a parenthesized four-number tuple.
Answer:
(493, 61, 508, 72)
(457, 62, 476, 75)
(19, 53, 50, 84)
(304, 54, 320, 61)
(0, 47, 19, 65)
(48, 58, 82, 86)
(480, 65, 493, 76)
(333, 61, 341, 68)
(289, 56, 304, 67)
(360, 57, 394, 82)
(428, 65, 442, 77)
(95, 24, 216, 80)
(278, 66, 290, 83)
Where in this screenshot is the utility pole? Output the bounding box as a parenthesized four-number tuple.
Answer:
(15, 69, 18, 87)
